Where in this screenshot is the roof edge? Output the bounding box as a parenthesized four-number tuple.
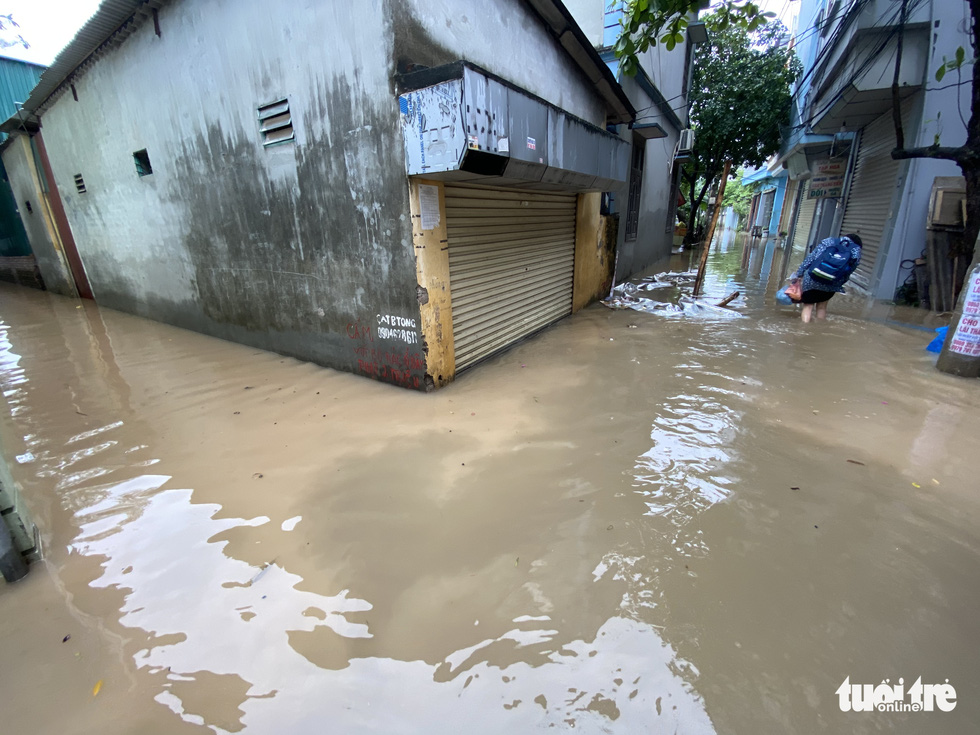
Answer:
(522, 0, 635, 124)
(19, 0, 166, 116)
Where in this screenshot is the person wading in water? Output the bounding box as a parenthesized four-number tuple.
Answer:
(790, 234, 863, 323)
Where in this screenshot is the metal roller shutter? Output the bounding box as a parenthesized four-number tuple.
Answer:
(792, 181, 816, 252)
(840, 103, 912, 291)
(445, 184, 577, 371)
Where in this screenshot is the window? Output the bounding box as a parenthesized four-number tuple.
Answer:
(624, 136, 645, 242)
(257, 98, 294, 146)
(133, 149, 153, 176)
(73, 174, 86, 194)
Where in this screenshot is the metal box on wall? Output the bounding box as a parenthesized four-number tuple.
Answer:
(399, 61, 628, 192)
(399, 80, 466, 176)
(462, 67, 509, 155)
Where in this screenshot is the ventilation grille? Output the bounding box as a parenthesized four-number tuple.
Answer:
(257, 98, 294, 146)
(73, 174, 86, 193)
(133, 149, 152, 176)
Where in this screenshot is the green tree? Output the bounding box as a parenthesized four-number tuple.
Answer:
(615, 0, 980, 374)
(675, 15, 800, 244)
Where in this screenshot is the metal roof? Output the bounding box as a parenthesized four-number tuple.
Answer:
(0, 56, 45, 122)
(16, 0, 165, 117)
(7, 0, 632, 126)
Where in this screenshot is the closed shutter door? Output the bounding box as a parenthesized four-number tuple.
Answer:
(840, 103, 912, 291)
(792, 181, 817, 252)
(758, 190, 775, 230)
(446, 184, 576, 371)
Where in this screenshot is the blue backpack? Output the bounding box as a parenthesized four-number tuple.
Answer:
(808, 238, 857, 283)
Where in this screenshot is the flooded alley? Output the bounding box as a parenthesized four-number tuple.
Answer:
(1, 234, 978, 734)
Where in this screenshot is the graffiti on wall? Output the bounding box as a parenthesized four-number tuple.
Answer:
(346, 313, 424, 387)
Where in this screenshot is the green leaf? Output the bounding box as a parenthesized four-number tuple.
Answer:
(935, 64, 946, 82)
(955, 46, 966, 65)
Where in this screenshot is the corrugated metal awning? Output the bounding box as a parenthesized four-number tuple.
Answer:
(8, 0, 167, 119)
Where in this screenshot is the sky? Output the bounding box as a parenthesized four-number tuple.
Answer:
(0, 0, 801, 69)
(0, 0, 102, 66)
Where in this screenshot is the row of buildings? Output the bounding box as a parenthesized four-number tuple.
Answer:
(743, 0, 972, 305)
(0, 0, 699, 390)
(0, 0, 972, 389)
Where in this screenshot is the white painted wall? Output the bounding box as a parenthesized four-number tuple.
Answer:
(874, 0, 971, 299)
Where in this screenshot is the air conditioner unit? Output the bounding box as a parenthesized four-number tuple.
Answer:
(678, 128, 695, 153)
(927, 177, 966, 230)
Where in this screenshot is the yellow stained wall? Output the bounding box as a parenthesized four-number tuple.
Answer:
(3, 135, 76, 296)
(410, 185, 611, 390)
(409, 178, 455, 389)
(572, 192, 612, 312)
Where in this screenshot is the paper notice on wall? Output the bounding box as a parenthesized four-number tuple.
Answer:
(419, 185, 440, 230)
(950, 270, 980, 356)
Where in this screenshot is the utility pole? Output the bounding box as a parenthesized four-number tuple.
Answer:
(693, 160, 732, 297)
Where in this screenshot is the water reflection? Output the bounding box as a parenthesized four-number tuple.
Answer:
(633, 394, 737, 553)
(3, 228, 976, 735)
(0, 294, 716, 733)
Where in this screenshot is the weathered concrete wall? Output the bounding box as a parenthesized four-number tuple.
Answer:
(628, 39, 690, 275)
(37, 0, 427, 388)
(35, 0, 615, 389)
(612, 74, 682, 280)
(0, 136, 76, 296)
(396, 0, 607, 127)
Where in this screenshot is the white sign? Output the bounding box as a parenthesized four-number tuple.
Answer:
(376, 314, 419, 344)
(837, 677, 956, 713)
(808, 160, 847, 199)
(419, 185, 440, 231)
(950, 270, 980, 356)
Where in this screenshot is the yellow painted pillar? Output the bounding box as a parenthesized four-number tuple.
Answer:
(11, 135, 78, 297)
(409, 178, 455, 389)
(572, 192, 610, 313)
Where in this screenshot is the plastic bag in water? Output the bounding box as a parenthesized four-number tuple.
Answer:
(926, 326, 948, 353)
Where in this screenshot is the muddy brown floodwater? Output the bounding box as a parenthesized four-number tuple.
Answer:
(1, 233, 978, 734)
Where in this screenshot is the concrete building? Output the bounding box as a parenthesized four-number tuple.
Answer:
(565, 0, 697, 280)
(778, 0, 972, 299)
(2, 0, 642, 390)
(743, 165, 789, 239)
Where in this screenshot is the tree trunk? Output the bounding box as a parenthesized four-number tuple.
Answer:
(684, 174, 715, 246)
(693, 160, 732, 297)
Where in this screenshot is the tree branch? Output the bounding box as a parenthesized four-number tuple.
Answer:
(891, 145, 974, 164)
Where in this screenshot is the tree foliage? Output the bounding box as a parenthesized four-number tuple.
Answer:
(614, 1, 773, 76)
(720, 169, 757, 224)
(678, 15, 800, 240)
